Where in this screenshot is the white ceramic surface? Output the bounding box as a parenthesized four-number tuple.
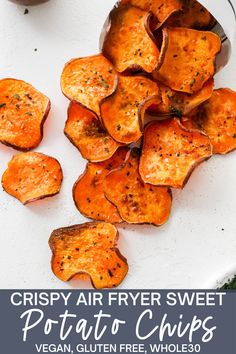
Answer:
(0, 0, 236, 289)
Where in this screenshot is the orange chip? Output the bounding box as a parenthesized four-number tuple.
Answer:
(166, 0, 215, 29)
(120, 0, 182, 28)
(104, 148, 172, 226)
(139, 119, 212, 189)
(153, 27, 221, 94)
(73, 147, 129, 223)
(61, 54, 117, 117)
(0, 78, 50, 151)
(153, 79, 214, 116)
(2, 152, 63, 204)
(181, 89, 236, 155)
(64, 102, 121, 162)
(49, 222, 128, 289)
(100, 75, 160, 144)
(102, 5, 164, 73)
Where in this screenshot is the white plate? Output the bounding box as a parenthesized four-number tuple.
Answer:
(0, 0, 236, 289)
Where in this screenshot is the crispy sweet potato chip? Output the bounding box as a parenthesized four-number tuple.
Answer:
(102, 5, 163, 73)
(181, 89, 236, 155)
(73, 147, 129, 223)
(166, 0, 215, 29)
(2, 152, 63, 204)
(104, 148, 172, 225)
(153, 79, 214, 116)
(100, 75, 160, 144)
(65, 102, 121, 162)
(139, 119, 212, 188)
(0, 78, 50, 151)
(49, 222, 128, 289)
(120, 0, 182, 28)
(153, 28, 221, 94)
(61, 54, 117, 117)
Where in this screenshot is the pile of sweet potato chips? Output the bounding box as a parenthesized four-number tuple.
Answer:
(1, 0, 236, 289)
(58, 0, 236, 288)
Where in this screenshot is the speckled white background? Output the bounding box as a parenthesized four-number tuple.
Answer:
(0, 0, 235, 289)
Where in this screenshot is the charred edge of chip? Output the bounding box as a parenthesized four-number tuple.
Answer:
(208, 17, 217, 31)
(48, 222, 128, 289)
(159, 27, 169, 69)
(212, 33, 222, 75)
(99, 93, 116, 142)
(101, 70, 119, 127)
(144, 12, 166, 72)
(148, 111, 176, 119)
(152, 27, 169, 75)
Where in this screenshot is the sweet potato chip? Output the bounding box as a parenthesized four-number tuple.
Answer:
(49, 222, 128, 289)
(0, 78, 50, 151)
(64, 102, 121, 162)
(61, 54, 117, 117)
(120, 0, 182, 28)
(153, 79, 214, 116)
(73, 147, 129, 223)
(100, 75, 160, 144)
(139, 119, 212, 188)
(181, 89, 236, 155)
(104, 148, 172, 226)
(2, 152, 63, 204)
(102, 5, 163, 73)
(166, 0, 215, 29)
(153, 27, 221, 94)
